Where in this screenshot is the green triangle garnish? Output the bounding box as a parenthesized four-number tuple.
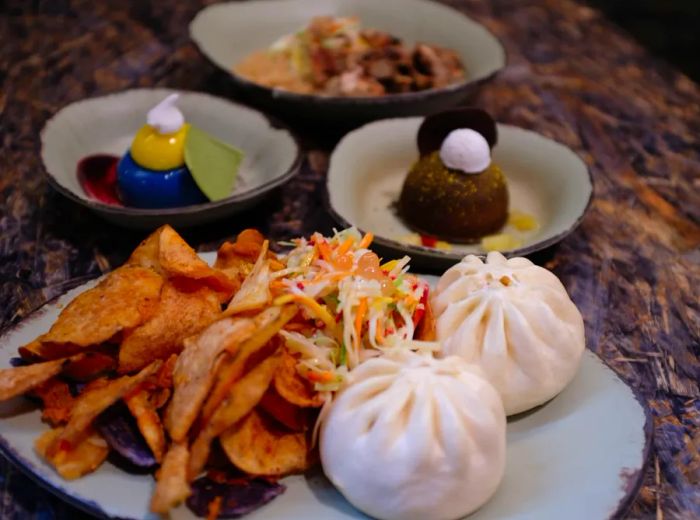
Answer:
(184, 125, 244, 201)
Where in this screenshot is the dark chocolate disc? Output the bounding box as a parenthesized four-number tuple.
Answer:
(417, 108, 497, 156)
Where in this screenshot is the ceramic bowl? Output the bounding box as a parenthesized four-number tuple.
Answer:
(327, 117, 593, 269)
(41, 89, 301, 229)
(189, 0, 505, 123)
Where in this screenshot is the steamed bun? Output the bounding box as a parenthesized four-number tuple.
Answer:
(320, 349, 505, 520)
(433, 252, 585, 415)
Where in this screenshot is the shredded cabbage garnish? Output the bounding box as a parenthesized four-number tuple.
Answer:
(270, 228, 430, 392)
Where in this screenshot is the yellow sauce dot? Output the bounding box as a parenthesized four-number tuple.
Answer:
(508, 211, 539, 232)
(481, 233, 523, 252)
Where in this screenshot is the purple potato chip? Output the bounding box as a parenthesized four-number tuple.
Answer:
(9, 357, 29, 367)
(95, 402, 156, 468)
(187, 475, 286, 518)
(417, 107, 498, 156)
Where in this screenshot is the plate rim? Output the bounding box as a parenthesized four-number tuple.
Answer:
(189, 0, 507, 105)
(325, 117, 595, 260)
(40, 88, 304, 217)
(0, 268, 650, 520)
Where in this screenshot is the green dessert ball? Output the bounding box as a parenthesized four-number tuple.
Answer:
(398, 151, 508, 243)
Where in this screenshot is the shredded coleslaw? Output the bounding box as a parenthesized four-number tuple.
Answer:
(271, 228, 431, 392)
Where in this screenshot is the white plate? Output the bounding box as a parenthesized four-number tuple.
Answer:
(327, 117, 593, 270)
(0, 260, 648, 520)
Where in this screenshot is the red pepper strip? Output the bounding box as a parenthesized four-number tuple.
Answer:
(412, 284, 430, 328)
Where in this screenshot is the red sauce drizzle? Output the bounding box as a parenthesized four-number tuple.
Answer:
(420, 235, 437, 247)
(76, 154, 122, 206)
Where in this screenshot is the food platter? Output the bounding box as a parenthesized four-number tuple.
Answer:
(0, 255, 649, 520)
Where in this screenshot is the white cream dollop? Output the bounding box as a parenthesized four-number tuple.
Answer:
(439, 128, 491, 174)
(146, 93, 185, 134)
(320, 349, 506, 520)
(433, 252, 585, 415)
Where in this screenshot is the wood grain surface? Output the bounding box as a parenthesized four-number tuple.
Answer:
(1, 1, 699, 518)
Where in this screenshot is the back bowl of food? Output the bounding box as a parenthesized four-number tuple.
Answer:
(190, 0, 505, 123)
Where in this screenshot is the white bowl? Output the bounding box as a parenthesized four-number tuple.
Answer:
(327, 117, 594, 268)
(41, 88, 301, 229)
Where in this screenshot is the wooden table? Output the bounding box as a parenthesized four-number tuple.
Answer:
(1, 1, 698, 518)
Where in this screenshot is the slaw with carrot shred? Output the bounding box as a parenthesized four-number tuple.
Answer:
(272, 228, 432, 393)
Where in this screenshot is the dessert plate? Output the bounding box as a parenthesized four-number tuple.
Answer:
(189, 0, 505, 123)
(327, 117, 593, 270)
(41, 89, 301, 229)
(0, 261, 648, 520)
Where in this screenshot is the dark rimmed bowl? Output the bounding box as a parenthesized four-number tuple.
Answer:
(189, 0, 506, 123)
(40, 89, 302, 229)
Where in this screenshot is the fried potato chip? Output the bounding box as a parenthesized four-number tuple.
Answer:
(274, 349, 325, 408)
(125, 388, 166, 462)
(127, 227, 161, 271)
(165, 317, 257, 442)
(200, 306, 296, 424)
(35, 426, 109, 480)
(0, 355, 84, 402)
(31, 378, 76, 425)
(129, 225, 235, 300)
(150, 442, 191, 514)
(415, 298, 436, 341)
(188, 351, 281, 480)
(61, 351, 117, 382)
(20, 266, 163, 360)
(259, 387, 310, 432)
(155, 353, 178, 391)
(129, 225, 234, 301)
(48, 360, 162, 457)
(118, 281, 222, 373)
(224, 241, 272, 316)
(214, 229, 266, 284)
(220, 409, 310, 476)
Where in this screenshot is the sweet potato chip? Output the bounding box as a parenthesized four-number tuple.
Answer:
(224, 241, 272, 315)
(200, 306, 296, 424)
(259, 387, 310, 432)
(0, 355, 84, 402)
(151, 442, 191, 514)
(129, 225, 235, 301)
(274, 349, 325, 408)
(48, 360, 162, 457)
(21, 266, 163, 360)
(165, 317, 257, 442)
(31, 378, 76, 425)
(96, 402, 156, 468)
(219, 410, 310, 476)
(118, 281, 222, 373)
(186, 474, 286, 519)
(35, 426, 109, 480)
(125, 388, 166, 462)
(188, 351, 281, 480)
